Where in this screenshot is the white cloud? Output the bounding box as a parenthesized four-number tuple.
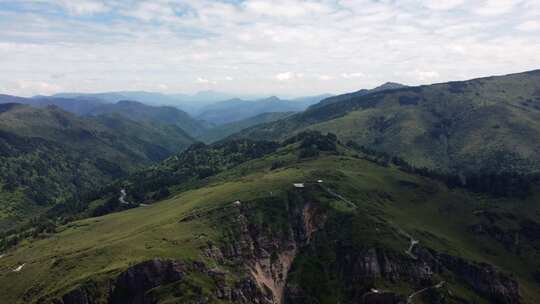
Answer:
(244, 0, 332, 18)
(197, 77, 211, 84)
(0, 0, 539, 96)
(6, 80, 63, 96)
(424, 0, 466, 11)
(318, 74, 334, 80)
(54, 0, 109, 15)
(473, 0, 517, 16)
(341, 73, 365, 79)
(275, 72, 303, 81)
(123, 1, 176, 22)
(517, 20, 540, 31)
(410, 70, 440, 82)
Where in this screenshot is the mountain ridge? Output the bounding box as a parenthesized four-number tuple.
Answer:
(1, 131, 539, 303)
(232, 69, 540, 174)
(197, 94, 330, 125)
(0, 95, 206, 138)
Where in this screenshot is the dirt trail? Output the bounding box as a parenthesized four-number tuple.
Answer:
(319, 185, 357, 209)
(389, 223, 419, 259)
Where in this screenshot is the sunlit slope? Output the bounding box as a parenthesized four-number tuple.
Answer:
(1, 146, 539, 303)
(234, 70, 540, 173)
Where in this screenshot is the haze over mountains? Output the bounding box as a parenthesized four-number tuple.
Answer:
(2, 71, 540, 303)
(2, 0, 540, 302)
(52, 91, 265, 115)
(196, 94, 331, 125)
(0, 90, 335, 142)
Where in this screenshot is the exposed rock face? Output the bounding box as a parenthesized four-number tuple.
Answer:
(53, 259, 276, 304)
(284, 245, 434, 303)
(50, 194, 521, 304)
(415, 248, 521, 304)
(440, 256, 520, 304)
(220, 200, 324, 304)
(109, 259, 188, 304)
(52, 194, 324, 304)
(284, 241, 520, 304)
(51, 259, 190, 304)
(337, 247, 433, 285)
(469, 211, 540, 256)
(58, 288, 94, 304)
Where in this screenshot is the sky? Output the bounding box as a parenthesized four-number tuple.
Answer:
(0, 0, 539, 97)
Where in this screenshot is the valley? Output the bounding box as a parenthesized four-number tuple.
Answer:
(0, 131, 539, 303)
(2, 1, 539, 302)
(1, 72, 540, 303)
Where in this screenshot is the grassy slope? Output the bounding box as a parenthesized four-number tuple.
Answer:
(1, 145, 539, 303)
(234, 70, 540, 173)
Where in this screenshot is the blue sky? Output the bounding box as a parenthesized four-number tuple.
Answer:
(0, 0, 539, 97)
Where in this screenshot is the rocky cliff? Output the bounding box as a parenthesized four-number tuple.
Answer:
(48, 189, 521, 304)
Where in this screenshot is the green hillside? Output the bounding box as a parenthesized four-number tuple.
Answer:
(200, 112, 294, 143)
(0, 95, 207, 138)
(234, 70, 540, 174)
(1, 132, 539, 303)
(0, 104, 194, 232)
(86, 100, 207, 138)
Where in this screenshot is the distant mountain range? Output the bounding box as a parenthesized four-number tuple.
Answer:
(52, 91, 267, 115)
(196, 94, 332, 125)
(1, 92, 335, 140)
(0, 95, 206, 138)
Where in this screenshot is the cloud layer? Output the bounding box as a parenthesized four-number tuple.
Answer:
(0, 0, 539, 96)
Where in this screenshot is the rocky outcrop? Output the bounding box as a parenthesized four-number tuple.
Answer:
(109, 259, 189, 304)
(469, 211, 540, 255)
(51, 259, 191, 304)
(50, 193, 521, 304)
(440, 255, 520, 304)
(58, 288, 95, 304)
(337, 247, 433, 285)
(284, 241, 520, 304)
(415, 247, 521, 304)
(284, 246, 434, 302)
(219, 198, 324, 304)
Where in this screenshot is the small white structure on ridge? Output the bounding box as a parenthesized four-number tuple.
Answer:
(293, 183, 305, 188)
